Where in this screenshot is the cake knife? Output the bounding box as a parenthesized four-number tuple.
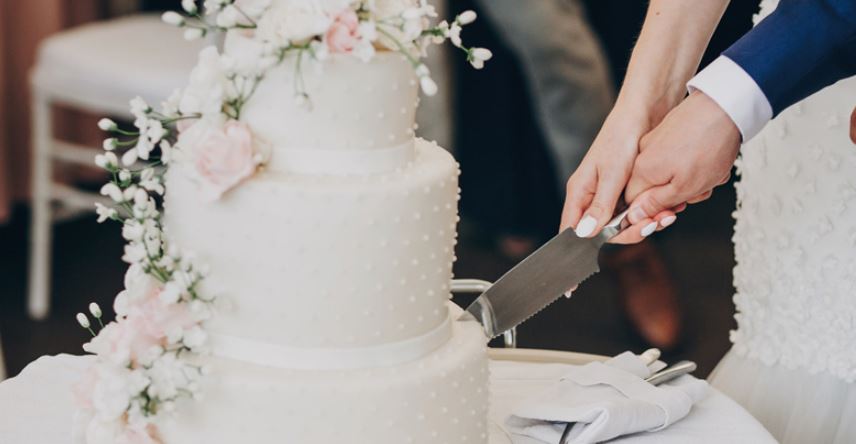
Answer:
(460, 210, 630, 338)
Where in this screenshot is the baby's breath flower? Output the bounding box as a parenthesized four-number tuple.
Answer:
(89, 302, 102, 319)
(100, 183, 124, 203)
(469, 47, 493, 70)
(94, 203, 117, 223)
(161, 11, 185, 27)
(76, 313, 90, 329)
(97, 118, 117, 132)
(181, 0, 198, 14)
(121, 147, 139, 166)
(184, 27, 206, 41)
(420, 76, 438, 96)
(95, 152, 119, 170)
(457, 10, 477, 25)
(130, 96, 151, 117)
(76, 313, 95, 337)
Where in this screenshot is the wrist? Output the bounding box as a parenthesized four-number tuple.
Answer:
(689, 90, 741, 145)
(614, 84, 685, 130)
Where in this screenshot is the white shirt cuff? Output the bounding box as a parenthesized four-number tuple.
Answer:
(687, 56, 772, 142)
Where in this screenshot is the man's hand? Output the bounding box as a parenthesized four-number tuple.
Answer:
(561, 106, 682, 242)
(620, 91, 741, 231)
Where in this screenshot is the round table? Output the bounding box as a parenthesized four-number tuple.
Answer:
(0, 350, 775, 443)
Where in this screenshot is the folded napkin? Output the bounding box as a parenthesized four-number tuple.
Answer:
(505, 352, 708, 444)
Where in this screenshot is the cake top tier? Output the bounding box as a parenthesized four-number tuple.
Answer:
(158, 1, 491, 176)
(225, 32, 419, 174)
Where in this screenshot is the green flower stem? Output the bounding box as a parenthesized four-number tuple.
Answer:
(115, 138, 139, 147)
(376, 26, 421, 69)
(294, 48, 307, 98)
(112, 128, 140, 137)
(161, 114, 202, 124)
(231, 4, 258, 28)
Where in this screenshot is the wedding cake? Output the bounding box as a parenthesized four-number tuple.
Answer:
(159, 28, 489, 444)
(76, 2, 493, 443)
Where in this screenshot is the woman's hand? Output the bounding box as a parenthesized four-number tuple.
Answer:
(559, 0, 730, 243)
(560, 104, 683, 244)
(560, 108, 645, 235)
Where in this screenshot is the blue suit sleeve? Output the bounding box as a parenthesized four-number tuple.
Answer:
(723, 0, 856, 116)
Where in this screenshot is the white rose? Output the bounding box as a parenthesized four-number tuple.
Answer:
(179, 47, 228, 118)
(182, 325, 208, 349)
(368, 0, 419, 20)
(91, 365, 142, 421)
(256, 1, 333, 46)
(147, 353, 185, 400)
(234, 0, 273, 18)
(368, 0, 424, 50)
(124, 264, 159, 300)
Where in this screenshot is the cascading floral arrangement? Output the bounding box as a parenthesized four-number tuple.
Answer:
(73, 1, 489, 443)
(164, 0, 492, 100)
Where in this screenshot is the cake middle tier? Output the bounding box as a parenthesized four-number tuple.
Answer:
(163, 140, 460, 349)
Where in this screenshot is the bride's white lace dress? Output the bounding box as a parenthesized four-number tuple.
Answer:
(708, 1, 856, 442)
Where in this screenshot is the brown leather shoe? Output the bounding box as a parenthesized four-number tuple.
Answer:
(603, 240, 681, 350)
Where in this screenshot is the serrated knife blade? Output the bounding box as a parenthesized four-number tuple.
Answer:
(460, 210, 630, 338)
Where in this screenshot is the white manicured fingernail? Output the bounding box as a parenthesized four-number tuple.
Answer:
(575, 215, 597, 238)
(564, 291, 573, 299)
(660, 215, 677, 228)
(641, 222, 658, 237)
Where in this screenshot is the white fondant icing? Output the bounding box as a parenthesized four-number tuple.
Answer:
(270, 139, 415, 175)
(164, 142, 459, 349)
(208, 305, 452, 370)
(159, 316, 489, 444)
(224, 32, 419, 175)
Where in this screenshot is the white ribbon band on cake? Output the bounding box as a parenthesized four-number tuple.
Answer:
(270, 140, 415, 175)
(209, 309, 453, 370)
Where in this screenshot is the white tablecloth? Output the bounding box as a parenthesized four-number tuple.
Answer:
(0, 353, 775, 443)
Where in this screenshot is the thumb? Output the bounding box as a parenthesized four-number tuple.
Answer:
(627, 182, 687, 224)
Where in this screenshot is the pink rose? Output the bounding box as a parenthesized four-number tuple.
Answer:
(191, 120, 259, 201)
(326, 9, 360, 53)
(130, 294, 196, 342)
(83, 319, 160, 366)
(85, 287, 196, 365)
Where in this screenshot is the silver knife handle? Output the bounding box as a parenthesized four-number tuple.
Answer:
(597, 209, 631, 242)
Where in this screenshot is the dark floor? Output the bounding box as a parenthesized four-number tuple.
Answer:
(0, 185, 737, 378)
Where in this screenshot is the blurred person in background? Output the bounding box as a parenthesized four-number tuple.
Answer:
(453, 0, 681, 349)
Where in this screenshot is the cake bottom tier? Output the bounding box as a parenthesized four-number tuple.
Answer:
(159, 316, 490, 444)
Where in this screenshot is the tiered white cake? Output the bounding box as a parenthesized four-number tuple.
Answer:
(158, 32, 490, 443)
